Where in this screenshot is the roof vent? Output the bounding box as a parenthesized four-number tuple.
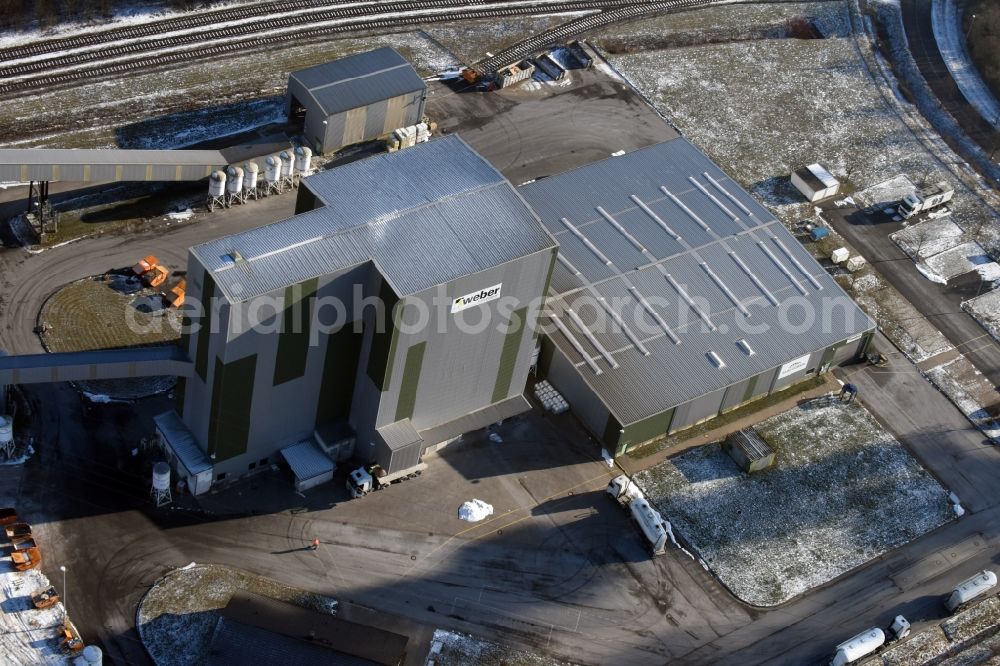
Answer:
(228, 250, 245, 264)
(737, 339, 755, 356)
(706, 351, 726, 369)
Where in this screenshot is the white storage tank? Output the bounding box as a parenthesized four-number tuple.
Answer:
(152, 462, 171, 492)
(242, 162, 259, 191)
(293, 146, 312, 174)
(831, 628, 885, 666)
(946, 570, 997, 612)
(628, 497, 669, 555)
(0, 415, 12, 445)
(226, 166, 244, 194)
(264, 156, 282, 184)
(208, 170, 226, 197)
(279, 150, 295, 178)
(77, 645, 103, 665)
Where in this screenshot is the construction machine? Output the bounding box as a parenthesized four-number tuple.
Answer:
(5, 522, 31, 540)
(31, 586, 59, 609)
(132, 255, 158, 276)
(165, 279, 186, 308)
(11, 546, 41, 571)
(132, 255, 170, 288)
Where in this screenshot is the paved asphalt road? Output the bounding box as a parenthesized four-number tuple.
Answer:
(823, 207, 1000, 390)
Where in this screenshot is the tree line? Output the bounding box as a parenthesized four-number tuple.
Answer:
(0, 1, 218, 32)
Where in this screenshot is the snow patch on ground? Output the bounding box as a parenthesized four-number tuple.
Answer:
(923, 241, 997, 282)
(0, 565, 70, 664)
(855, 174, 917, 211)
(0, 0, 260, 50)
(164, 208, 194, 221)
(427, 629, 568, 665)
(962, 289, 1000, 344)
(458, 499, 493, 522)
(925, 358, 1000, 443)
(635, 395, 952, 606)
(137, 563, 338, 666)
(891, 217, 966, 260)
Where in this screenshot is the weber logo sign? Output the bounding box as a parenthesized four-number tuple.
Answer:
(451, 284, 502, 313)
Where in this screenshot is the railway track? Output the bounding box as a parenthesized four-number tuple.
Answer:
(0, 0, 725, 98)
(0, 0, 664, 97)
(472, 0, 723, 74)
(0, 0, 351, 61)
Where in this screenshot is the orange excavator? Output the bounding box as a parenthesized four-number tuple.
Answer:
(132, 255, 170, 288)
(165, 279, 186, 308)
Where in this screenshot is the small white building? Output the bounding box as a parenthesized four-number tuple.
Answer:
(791, 163, 840, 202)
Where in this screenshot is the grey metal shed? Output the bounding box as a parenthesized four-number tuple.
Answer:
(287, 47, 427, 155)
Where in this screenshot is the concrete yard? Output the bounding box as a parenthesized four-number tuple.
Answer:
(636, 395, 954, 606)
(425, 64, 678, 185)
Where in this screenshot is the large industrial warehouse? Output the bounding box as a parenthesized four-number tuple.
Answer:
(150, 132, 874, 493)
(157, 135, 556, 490)
(286, 46, 427, 155)
(519, 138, 875, 455)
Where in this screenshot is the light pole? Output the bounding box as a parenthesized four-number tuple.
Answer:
(965, 13, 977, 41)
(59, 565, 67, 620)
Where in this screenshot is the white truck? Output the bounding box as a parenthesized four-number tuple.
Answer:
(347, 463, 428, 498)
(606, 474, 672, 555)
(945, 570, 997, 612)
(829, 617, 910, 665)
(898, 181, 954, 219)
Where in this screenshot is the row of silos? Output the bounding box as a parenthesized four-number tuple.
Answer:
(206, 146, 312, 211)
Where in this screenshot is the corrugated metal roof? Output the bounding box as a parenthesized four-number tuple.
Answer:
(289, 47, 425, 116)
(377, 419, 422, 451)
(153, 410, 213, 475)
(280, 440, 334, 481)
(0, 149, 228, 183)
(192, 136, 556, 302)
(519, 138, 874, 426)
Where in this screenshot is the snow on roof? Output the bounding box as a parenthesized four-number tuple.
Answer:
(192, 136, 555, 302)
(519, 138, 873, 425)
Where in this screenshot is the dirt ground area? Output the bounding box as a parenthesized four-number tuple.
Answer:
(635, 394, 953, 606)
(39, 276, 182, 354)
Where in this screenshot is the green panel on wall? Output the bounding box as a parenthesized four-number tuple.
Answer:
(623, 409, 674, 450)
(603, 414, 623, 451)
(207, 354, 257, 462)
(316, 323, 364, 425)
(366, 280, 401, 391)
(492, 307, 528, 404)
(273, 278, 318, 386)
(742, 374, 760, 403)
(395, 341, 426, 422)
(194, 271, 215, 382)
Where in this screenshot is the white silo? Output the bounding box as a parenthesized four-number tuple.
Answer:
(207, 170, 226, 211)
(243, 161, 259, 200)
(150, 462, 172, 507)
(279, 150, 295, 189)
(76, 645, 103, 665)
(263, 155, 282, 195)
(226, 166, 244, 206)
(293, 146, 312, 177)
